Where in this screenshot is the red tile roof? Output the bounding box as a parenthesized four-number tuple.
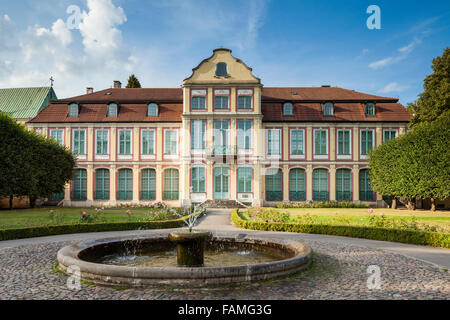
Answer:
(29, 87, 410, 123)
(261, 102, 410, 122)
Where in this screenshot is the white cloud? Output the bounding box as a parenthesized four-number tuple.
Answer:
(368, 37, 423, 70)
(0, 0, 136, 97)
(378, 82, 408, 94)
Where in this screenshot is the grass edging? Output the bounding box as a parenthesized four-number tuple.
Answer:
(231, 209, 450, 249)
(0, 211, 204, 241)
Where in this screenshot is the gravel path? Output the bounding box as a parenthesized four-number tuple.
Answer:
(0, 209, 449, 300)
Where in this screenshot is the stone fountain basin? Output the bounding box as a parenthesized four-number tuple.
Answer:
(57, 233, 312, 287)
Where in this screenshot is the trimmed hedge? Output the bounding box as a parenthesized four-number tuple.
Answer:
(0, 212, 203, 241)
(232, 210, 450, 248)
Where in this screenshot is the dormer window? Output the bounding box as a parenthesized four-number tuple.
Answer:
(323, 102, 334, 116)
(68, 103, 79, 117)
(107, 103, 118, 117)
(283, 103, 293, 116)
(148, 103, 158, 117)
(215, 62, 228, 76)
(365, 103, 376, 117)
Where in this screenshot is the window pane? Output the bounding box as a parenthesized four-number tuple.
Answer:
(290, 130, 304, 155)
(165, 130, 177, 155)
(237, 121, 252, 151)
(191, 96, 206, 110)
(214, 96, 229, 109)
(237, 96, 252, 110)
(191, 121, 206, 150)
(142, 130, 155, 154)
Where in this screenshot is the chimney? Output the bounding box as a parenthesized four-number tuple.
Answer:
(114, 81, 122, 89)
(86, 87, 94, 94)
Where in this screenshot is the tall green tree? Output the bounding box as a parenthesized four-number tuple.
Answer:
(0, 113, 76, 208)
(408, 47, 450, 127)
(126, 74, 142, 88)
(369, 113, 450, 210)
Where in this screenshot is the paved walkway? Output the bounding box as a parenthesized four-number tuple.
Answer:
(0, 208, 449, 300)
(195, 209, 450, 269)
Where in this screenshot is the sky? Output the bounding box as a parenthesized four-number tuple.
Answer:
(0, 0, 448, 106)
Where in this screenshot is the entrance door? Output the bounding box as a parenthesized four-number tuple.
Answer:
(214, 167, 229, 199)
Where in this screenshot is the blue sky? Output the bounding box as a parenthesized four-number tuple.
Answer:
(0, 0, 449, 105)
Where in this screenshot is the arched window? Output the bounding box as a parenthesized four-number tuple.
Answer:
(336, 169, 352, 201)
(266, 168, 283, 201)
(313, 169, 328, 200)
(95, 169, 110, 200)
(163, 169, 179, 200)
(365, 103, 376, 117)
(289, 168, 305, 201)
(323, 102, 334, 116)
(117, 168, 133, 200)
(72, 169, 87, 200)
(141, 169, 156, 200)
(148, 103, 158, 117)
(107, 103, 118, 117)
(216, 62, 228, 76)
(359, 169, 375, 201)
(283, 103, 293, 116)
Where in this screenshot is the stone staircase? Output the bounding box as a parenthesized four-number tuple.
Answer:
(197, 199, 247, 209)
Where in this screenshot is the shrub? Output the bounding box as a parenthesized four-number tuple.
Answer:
(276, 201, 369, 209)
(232, 210, 450, 248)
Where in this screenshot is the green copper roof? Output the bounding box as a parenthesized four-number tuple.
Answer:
(0, 87, 57, 120)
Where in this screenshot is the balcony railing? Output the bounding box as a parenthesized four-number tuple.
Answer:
(94, 191, 110, 200)
(163, 191, 179, 201)
(140, 191, 156, 201)
(206, 145, 237, 157)
(117, 191, 133, 201)
(72, 191, 87, 201)
(360, 191, 376, 201)
(289, 191, 306, 201)
(266, 191, 283, 201)
(336, 191, 352, 201)
(313, 191, 329, 201)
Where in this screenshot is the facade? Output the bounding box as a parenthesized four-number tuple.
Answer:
(0, 87, 57, 123)
(28, 49, 411, 207)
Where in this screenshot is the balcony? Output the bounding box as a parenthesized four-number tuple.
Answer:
(140, 191, 156, 201)
(206, 145, 238, 162)
(336, 191, 352, 201)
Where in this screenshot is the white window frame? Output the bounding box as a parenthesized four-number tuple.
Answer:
(164, 129, 179, 159)
(191, 120, 206, 155)
(141, 129, 156, 159)
(117, 129, 132, 160)
(72, 129, 86, 160)
(336, 129, 352, 160)
(289, 128, 305, 159)
(266, 128, 282, 158)
(313, 129, 329, 159)
(383, 129, 398, 143)
(95, 129, 109, 160)
(50, 129, 64, 146)
(360, 129, 375, 159)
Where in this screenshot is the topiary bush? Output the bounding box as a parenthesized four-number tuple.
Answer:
(276, 201, 369, 209)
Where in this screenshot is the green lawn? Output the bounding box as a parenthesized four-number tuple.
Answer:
(248, 208, 450, 233)
(0, 207, 180, 229)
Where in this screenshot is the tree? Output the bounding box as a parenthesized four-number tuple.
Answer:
(0, 113, 76, 209)
(369, 113, 450, 211)
(126, 74, 142, 88)
(408, 47, 450, 127)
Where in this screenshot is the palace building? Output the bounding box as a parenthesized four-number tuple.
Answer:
(28, 49, 411, 207)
